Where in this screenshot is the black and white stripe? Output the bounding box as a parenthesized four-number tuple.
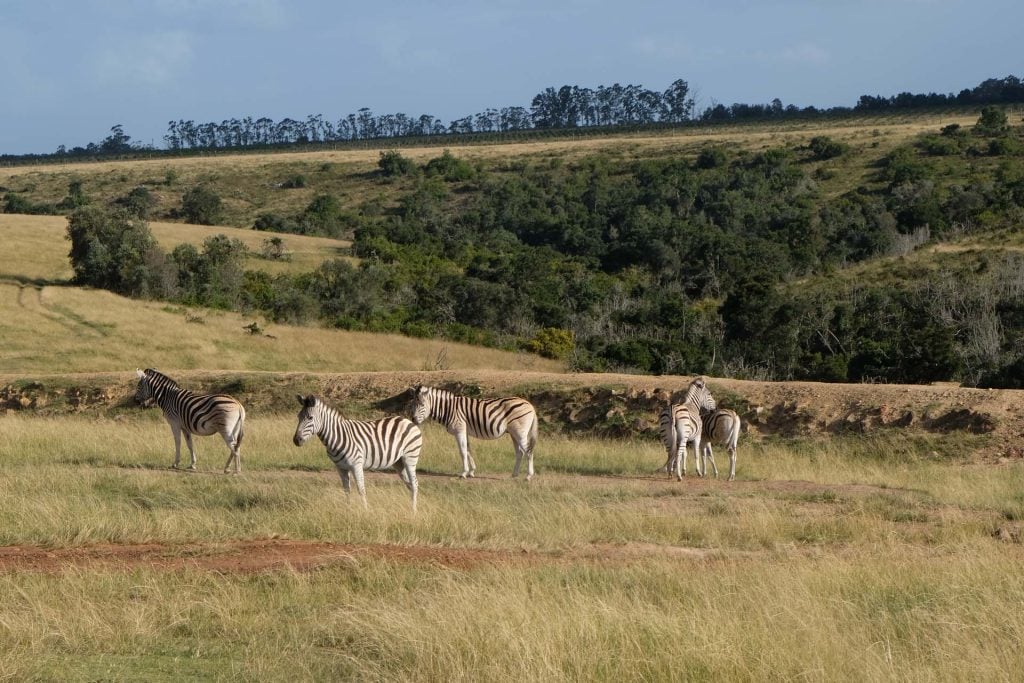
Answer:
(135, 368, 246, 473)
(411, 385, 538, 480)
(293, 395, 423, 511)
(699, 408, 742, 482)
(660, 378, 716, 480)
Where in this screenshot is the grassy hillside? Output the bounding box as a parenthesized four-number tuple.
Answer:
(0, 281, 558, 375)
(0, 214, 352, 282)
(0, 111, 979, 228)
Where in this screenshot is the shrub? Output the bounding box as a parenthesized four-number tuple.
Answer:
(181, 185, 223, 225)
(695, 147, 727, 169)
(378, 150, 417, 177)
(424, 150, 475, 181)
(66, 206, 175, 297)
(117, 186, 157, 219)
(808, 136, 849, 160)
(525, 327, 574, 360)
(975, 106, 1009, 136)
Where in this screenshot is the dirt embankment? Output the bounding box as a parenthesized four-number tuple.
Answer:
(1, 370, 1021, 455)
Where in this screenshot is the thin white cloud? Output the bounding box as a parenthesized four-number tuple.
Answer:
(91, 31, 194, 88)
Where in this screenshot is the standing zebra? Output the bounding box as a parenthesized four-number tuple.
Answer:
(293, 395, 423, 511)
(660, 378, 716, 481)
(134, 369, 246, 473)
(699, 408, 742, 482)
(411, 385, 538, 480)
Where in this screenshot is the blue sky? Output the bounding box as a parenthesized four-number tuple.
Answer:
(1, 0, 1020, 155)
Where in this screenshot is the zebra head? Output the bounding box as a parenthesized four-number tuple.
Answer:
(134, 368, 156, 407)
(411, 386, 432, 425)
(683, 377, 716, 413)
(293, 394, 322, 446)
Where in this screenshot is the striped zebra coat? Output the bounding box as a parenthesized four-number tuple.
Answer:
(293, 395, 423, 511)
(134, 368, 246, 473)
(660, 378, 717, 481)
(411, 386, 538, 480)
(699, 408, 742, 482)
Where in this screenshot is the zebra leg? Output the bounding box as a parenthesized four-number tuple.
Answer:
(220, 430, 239, 474)
(454, 431, 473, 479)
(352, 465, 368, 509)
(336, 466, 352, 496)
(728, 445, 737, 482)
(183, 432, 198, 470)
(704, 442, 719, 478)
(170, 424, 183, 469)
(400, 458, 418, 513)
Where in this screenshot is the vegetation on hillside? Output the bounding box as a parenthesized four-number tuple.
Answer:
(53, 107, 1024, 385)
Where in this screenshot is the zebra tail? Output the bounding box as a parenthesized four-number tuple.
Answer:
(528, 412, 539, 453)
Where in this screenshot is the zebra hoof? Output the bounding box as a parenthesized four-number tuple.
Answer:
(459, 473, 469, 479)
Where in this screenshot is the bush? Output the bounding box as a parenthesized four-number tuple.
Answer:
(66, 206, 175, 297)
(424, 150, 475, 181)
(808, 136, 849, 160)
(117, 186, 157, 219)
(181, 185, 223, 225)
(524, 327, 574, 360)
(976, 106, 1009, 136)
(3, 192, 53, 215)
(254, 212, 300, 233)
(378, 150, 417, 177)
(695, 147, 727, 169)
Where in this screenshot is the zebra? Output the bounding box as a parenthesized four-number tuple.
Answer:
(698, 408, 742, 482)
(134, 368, 246, 473)
(293, 394, 423, 511)
(660, 378, 716, 481)
(410, 385, 538, 480)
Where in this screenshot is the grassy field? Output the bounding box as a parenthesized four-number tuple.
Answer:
(0, 414, 1022, 680)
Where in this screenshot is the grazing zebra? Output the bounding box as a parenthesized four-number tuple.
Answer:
(411, 385, 538, 480)
(699, 408, 742, 482)
(134, 368, 246, 473)
(660, 378, 716, 480)
(293, 395, 423, 511)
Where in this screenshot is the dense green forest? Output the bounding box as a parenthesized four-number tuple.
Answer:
(56, 105, 1024, 387)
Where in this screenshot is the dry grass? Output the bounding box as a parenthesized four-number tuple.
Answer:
(0, 282, 559, 374)
(0, 412, 1022, 680)
(0, 214, 351, 282)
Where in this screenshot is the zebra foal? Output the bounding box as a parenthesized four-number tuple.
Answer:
(134, 368, 246, 473)
(293, 395, 423, 511)
(411, 385, 538, 480)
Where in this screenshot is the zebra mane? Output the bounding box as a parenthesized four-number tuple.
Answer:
(144, 368, 181, 391)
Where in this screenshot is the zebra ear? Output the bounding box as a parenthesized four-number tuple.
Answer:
(135, 369, 145, 379)
(416, 385, 428, 395)
(296, 394, 308, 406)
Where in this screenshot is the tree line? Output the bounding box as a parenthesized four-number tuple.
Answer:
(3, 75, 1022, 162)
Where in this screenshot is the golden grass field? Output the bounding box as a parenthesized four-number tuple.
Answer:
(2, 120, 1024, 681)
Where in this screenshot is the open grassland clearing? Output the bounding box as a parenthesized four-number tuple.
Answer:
(0, 111, 981, 227)
(0, 213, 351, 282)
(0, 410, 1023, 680)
